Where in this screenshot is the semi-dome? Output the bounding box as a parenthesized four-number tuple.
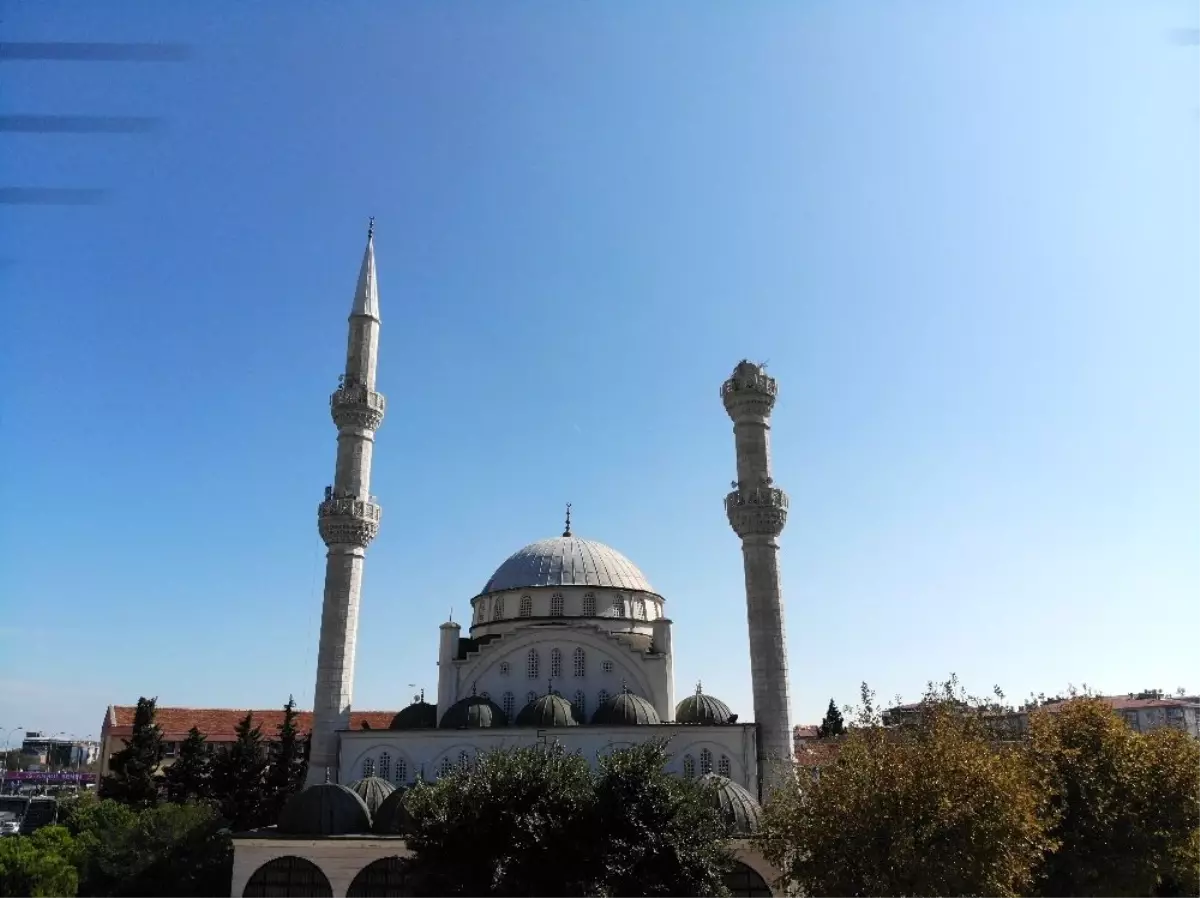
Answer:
(372, 786, 413, 835)
(591, 691, 661, 726)
(439, 695, 508, 729)
(390, 700, 437, 730)
(516, 693, 579, 727)
(481, 536, 656, 594)
(676, 684, 737, 725)
(697, 773, 763, 836)
(348, 776, 395, 815)
(277, 783, 372, 835)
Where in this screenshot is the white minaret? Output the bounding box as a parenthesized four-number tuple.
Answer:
(722, 360, 793, 799)
(306, 220, 386, 786)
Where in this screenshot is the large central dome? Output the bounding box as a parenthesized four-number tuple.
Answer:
(481, 536, 656, 595)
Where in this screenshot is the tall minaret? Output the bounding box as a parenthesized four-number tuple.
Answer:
(306, 220, 386, 786)
(722, 360, 793, 799)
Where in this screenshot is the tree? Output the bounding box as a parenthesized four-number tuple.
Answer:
(100, 697, 163, 809)
(757, 677, 1053, 897)
(263, 697, 305, 821)
(403, 741, 733, 896)
(163, 728, 212, 805)
(817, 698, 845, 738)
(0, 826, 80, 897)
(1027, 697, 1200, 897)
(211, 712, 269, 831)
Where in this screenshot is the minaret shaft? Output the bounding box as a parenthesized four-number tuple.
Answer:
(306, 227, 385, 787)
(723, 361, 793, 800)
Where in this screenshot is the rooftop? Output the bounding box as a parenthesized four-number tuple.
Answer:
(104, 706, 396, 741)
(481, 535, 657, 595)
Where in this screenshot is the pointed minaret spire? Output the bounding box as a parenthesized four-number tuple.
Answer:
(351, 217, 380, 320)
(563, 502, 573, 537)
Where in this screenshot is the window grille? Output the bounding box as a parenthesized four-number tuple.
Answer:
(550, 593, 564, 616)
(700, 748, 713, 775)
(582, 593, 596, 616)
(502, 692, 515, 718)
(519, 595, 532, 617)
(378, 751, 391, 781)
(527, 648, 539, 679)
(573, 690, 587, 719)
(683, 755, 696, 778)
(439, 758, 454, 778)
(718, 755, 731, 777)
(602, 660, 614, 674)
(613, 596, 627, 616)
(492, 597, 505, 620)
(550, 648, 563, 679)
(598, 689, 610, 706)
(395, 757, 408, 784)
(362, 757, 375, 777)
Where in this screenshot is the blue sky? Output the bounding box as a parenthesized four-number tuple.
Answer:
(1, 1, 1196, 743)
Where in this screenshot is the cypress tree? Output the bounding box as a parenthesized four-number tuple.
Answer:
(212, 712, 269, 830)
(164, 726, 213, 804)
(100, 695, 164, 808)
(263, 696, 305, 820)
(817, 698, 846, 738)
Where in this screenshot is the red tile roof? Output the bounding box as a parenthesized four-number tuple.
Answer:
(795, 742, 840, 768)
(1039, 696, 1200, 713)
(793, 725, 819, 739)
(104, 706, 396, 742)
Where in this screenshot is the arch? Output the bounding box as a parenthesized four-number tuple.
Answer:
(492, 596, 505, 620)
(243, 856, 332, 898)
(347, 856, 416, 898)
(526, 648, 539, 679)
(700, 748, 713, 775)
(682, 754, 696, 778)
(573, 646, 586, 678)
(550, 647, 563, 679)
(519, 595, 533, 618)
(378, 751, 391, 781)
(582, 593, 596, 616)
(394, 757, 408, 785)
(723, 861, 772, 897)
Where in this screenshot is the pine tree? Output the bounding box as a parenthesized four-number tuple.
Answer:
(263, 696, 306, 820)
(164, 726, 213, 804)
(817, 698, 845, 738)
(212, 712, 270, 830)
(100, 696, 164, 808)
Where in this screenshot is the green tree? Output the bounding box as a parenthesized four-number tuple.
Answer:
(757, 677, 1053, 897)
(0, 826, 80, 897)
(1028, 697, 1200, 897)
(211, 713, 268, 831)
(163, 729, 212, 805)
(817, 698, 845, 738)
(100, 697, 163, 809)
(262, 697, 304, 821)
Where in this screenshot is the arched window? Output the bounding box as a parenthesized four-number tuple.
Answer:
(502, 692, 515, 718)
(475, 601, 485, 623)
(347, 857, 414, 898)
(378, 751, 391, 781)
(492, 596, 505, 620)
(458, 750, 470, 770)
(519, 595, 532, 618)
(700, 748, 713, 775)
(526, 648, 539, 679)
(582, 593, 596, 616)
(550, 648, 563, 679)
(438, 757, 454, 778)
(723, 861, 773, 898)
(362, 757, 376, 778)
(635, 598, 647, 619)
(682, 754, 696, 778)
(612, 595, 627, 617)
(718, 755, 731, 777)
(597, 689, 610, 707)
(573, 647, 586, 678)
(550, 593, 564, 616)
(573, 690, 586, 720)
(395, 757, 408, 784)
(243, 856, 332, 898)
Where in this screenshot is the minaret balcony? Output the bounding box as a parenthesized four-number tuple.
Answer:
(725, 486, 788, 538)
(330, 383, 386, 431)
(721, 363, 778, 421)
(317, 490, 383, 548)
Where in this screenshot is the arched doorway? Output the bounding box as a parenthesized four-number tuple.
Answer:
(723, 860, 772, 897)
(243, 856, 333, 897)
(347, 856, 416, 897)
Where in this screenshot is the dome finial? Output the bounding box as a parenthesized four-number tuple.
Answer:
(547, 678, 554, 697)
(471, 680, 478, 697)
(563, 502, 573, 537)
(696, 680, 703, 695)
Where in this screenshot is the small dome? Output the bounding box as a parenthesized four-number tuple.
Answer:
(591, 691, 661, 726)
(372, 786, 413, 835)
(390, 700, 437, 730)
(277, 783, 372, 835)
(676, 685, 736, 725)
(697, 773, 763, 836)
(439, 695, 509, 729)
(481, 536, 656, 594)
(516, 693, 579, 728)
(348, 776, 395, 815)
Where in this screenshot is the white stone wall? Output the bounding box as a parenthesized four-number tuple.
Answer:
(230, 836, 412, 898)
(337, 723, 759, 794)
(470, 585, 665, 631)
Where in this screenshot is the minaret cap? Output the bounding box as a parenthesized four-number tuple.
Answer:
(563, 502, 573, 538)
(351, 218, 380, 320)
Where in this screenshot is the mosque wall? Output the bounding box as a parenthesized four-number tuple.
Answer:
(337, 723, 759, 794)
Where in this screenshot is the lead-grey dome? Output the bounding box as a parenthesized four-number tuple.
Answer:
(591, 691, 661, 726)
(676, 685, 736, 725)
(516, 693, 580, 728)
(697, 773, 763, 836)
(277, 783, 372, 835)
(481, 536, 656, 594)
(348, 776, 395, 815)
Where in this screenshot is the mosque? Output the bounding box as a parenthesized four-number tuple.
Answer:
(230, 224, 795, 897)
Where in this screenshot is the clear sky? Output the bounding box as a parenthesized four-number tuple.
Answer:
(1, 1, 1197, 744)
